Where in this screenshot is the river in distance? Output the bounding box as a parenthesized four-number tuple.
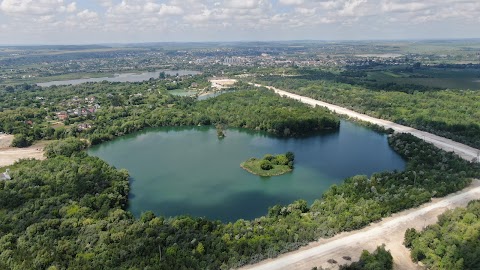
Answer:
(37, 70, 201, 87)
(88, 120, 405, 222)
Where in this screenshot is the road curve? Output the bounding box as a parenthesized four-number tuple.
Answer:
(240, 181, 480, 270)
(253, 83, 480, 163)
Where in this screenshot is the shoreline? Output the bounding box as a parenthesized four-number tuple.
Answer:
(240, 162, 292, 177)
(240, 179, 480, 270)
(251, 83, 480, 162)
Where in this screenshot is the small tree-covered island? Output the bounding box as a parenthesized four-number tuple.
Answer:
(241, 152, 295, 177)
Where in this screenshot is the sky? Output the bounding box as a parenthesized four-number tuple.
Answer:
(0, 0, 479, 45)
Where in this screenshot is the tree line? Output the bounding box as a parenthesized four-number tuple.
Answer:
(404, 200, 480, 270)
(255, 69, 480, 149)
(0, 80, 339, 147)
(0, 133, 478, 269)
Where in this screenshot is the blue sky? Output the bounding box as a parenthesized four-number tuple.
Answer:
(0, 0, 479, 44)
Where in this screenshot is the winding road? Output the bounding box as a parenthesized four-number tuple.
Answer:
(240, 84, 480, 270)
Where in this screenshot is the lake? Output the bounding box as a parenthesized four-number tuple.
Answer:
(88, 120, 405, 222)
(37, 70, 201, 87)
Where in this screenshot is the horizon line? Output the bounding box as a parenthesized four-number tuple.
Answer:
(1, 37, 480, 47)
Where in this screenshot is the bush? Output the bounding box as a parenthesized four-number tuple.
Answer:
(275, 155, 290, 165)
(260, 160, 273, 170)
(286, 151, 295, 162)
(340, 245, 393, 270)
(11, 134, 33, 148)
(403, 228, 418, 248)
(44, 138, 88, 158)
(263, 154, 275, 161)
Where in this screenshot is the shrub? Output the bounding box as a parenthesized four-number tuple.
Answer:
(11, 134, 34, 148)
(260, 160, 273, 170)
(263, 154, 275, 161)
(286, 151, 295, 161)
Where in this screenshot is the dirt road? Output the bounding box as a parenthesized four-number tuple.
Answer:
(253, 84, 480, 162)
(241, 84, 480, 270)
(0, 134, 47, 167)
(241, 180, 480, 270)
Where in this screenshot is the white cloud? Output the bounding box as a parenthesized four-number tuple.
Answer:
(77, 9, 98, 20)
(381, 1, 428, 13)
(38, 15, 55, 23)
(338, 0, 367, 16)
(317, 1, 341, 10)
(295, 7, 314, 15)
(96, 0, 113, 8)
(184, 9, 211, 23)
(0, 0, 479, 44)
(225, 0, 260, 9)
(158, 4, 183, 16)
(66, 2, 76, 13)
(0, 0, 75, 15)
(143, 2, 160, 13)
(279, 0, 304, 5)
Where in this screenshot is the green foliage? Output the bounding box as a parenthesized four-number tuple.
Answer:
(195, 87, 340, 137)
(273, 155, 289, 166)
(340, 245, 393, 270)
(0, 75, 479, 269)
(10, 133, 34, 148)
(406, 200, 480, 270)
(0, 133, 478, 269)
(0, 80, 339, 146)
(263, 154, 275, 161)
(257, 68, 480, 149)
(44, 138, 87, 158)
(286, 151, 295, 162)
(216, 124, 226, 138)
(196, 242, 205, 255)
(241, 152, 295, 176)
(260, 160, 273, 170)
(403, 228, 419, 248)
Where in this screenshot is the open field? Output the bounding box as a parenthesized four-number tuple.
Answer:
(210, 78, 238, 89)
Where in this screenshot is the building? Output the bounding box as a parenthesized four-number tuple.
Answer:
(56, 111, 69, 121)
(77, 123, 92, 131)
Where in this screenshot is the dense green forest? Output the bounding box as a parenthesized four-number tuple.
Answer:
(339, 245, 393, 270)
(1, 75, 480, 268)
(254, 68, 480, 149)
(0, 133, 478, 269)
(404, 200, 480, 270)
(0, 80, 339, 147)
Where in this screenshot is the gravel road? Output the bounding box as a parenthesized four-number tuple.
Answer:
(241, 84, 480, 270)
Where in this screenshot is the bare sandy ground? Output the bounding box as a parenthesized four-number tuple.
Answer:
(0, 134, 47, 167)
(210, 79, 238, 89)
(241, 83, 480, 270)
